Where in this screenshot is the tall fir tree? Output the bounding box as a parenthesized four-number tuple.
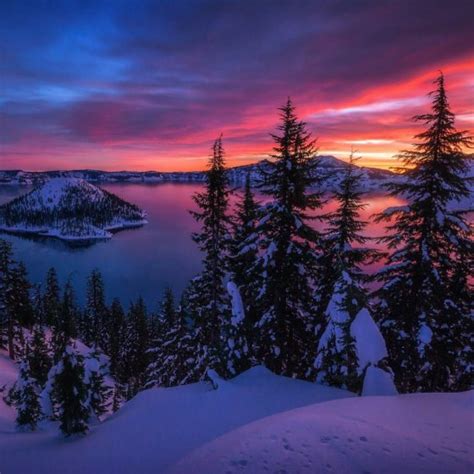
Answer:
(28, 324, 52, 387)
(0, 239, 15, 358)
(52, 279, 77, 361)
(49, 345, 90, 436)
(83, 268, 108, 349)
(43, 267, 60, 328)
(0, 240, 24, 360)
(31, 283, 45, 326)
(122, 297, 149, 398)
(147, 287, 194, 387)
(228, 173, 260, 361)
(374, 73, 473, 393)
(254, 99, 322, 378)
(187, 136, 232, 380)
(10, 262, 34, 328)
(314, 154, 382, 392)
(85, 350, 112, 421)
(223, 281, 250, 375)
(14, 358, 43, 431)
(107, 298, 126, 378)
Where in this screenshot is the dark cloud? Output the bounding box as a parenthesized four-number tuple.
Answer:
(0, 0, 473, 169)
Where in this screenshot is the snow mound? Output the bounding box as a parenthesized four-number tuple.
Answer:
(0, 366, 352, 473)
(169, 390, 474, 474)
(362, 366, 398, 397)
(350, 308, 388, 371)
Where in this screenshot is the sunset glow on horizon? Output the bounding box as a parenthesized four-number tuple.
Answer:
(1, 1, 473, 172)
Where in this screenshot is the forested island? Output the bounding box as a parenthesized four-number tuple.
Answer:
(0, 177, 147, 241)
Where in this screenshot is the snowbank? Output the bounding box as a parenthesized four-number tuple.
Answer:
(170, 390, 474, 474)
(0, 362, 471, 474)
(0, 365, 352, 473)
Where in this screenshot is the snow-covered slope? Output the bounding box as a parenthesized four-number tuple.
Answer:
(171, 390, 473, 474)
(0, 177, 147, 240)
(0, 365, 352, 473)
(1, 364, 472, 474)
(0, 156, 398, 191)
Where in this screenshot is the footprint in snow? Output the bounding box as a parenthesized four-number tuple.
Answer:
(359, 436, 368, 442)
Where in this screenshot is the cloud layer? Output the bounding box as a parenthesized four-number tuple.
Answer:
(1, 0, 473, 170)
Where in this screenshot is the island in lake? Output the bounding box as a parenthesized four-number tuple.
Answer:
(0, 177, 147, 241)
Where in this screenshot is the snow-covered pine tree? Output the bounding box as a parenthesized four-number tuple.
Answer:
(224, 281, 250, 375)
(14, 357, 43, 431)
(254, 99, 322, 378)
(0, 239, 13, 354)
(228, 173, 260, 361)
(10, 262, 34, 328)
(147, 287, 194, 387)
(83, 269, 108, 350)
(374, 73, 473, 393)
(85, 349, 112, 421)
(0, 240, 26, 360)
(122, 297, 149, 398)
(52, 279, 77, 361)
(49, 344, 90, 436)
(314, 155, 382, 392)
(187, 136, 232, 380)
(28, 324, 51, 387)
(31, 283, 45, 326)
(43, 267, 60, 328)
(107, 298, 126, 378)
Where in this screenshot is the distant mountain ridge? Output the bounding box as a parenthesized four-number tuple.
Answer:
(0, 155, 399, 191)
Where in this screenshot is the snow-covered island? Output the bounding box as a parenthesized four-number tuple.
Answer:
(0, 177, 147, 241)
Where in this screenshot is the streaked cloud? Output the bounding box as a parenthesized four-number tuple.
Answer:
(0, 0, 472, 171)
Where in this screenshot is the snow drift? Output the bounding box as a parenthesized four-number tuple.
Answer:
(1, 361, 472, 474)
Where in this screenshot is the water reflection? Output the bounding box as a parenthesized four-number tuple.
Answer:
(0, 183, 406, 307)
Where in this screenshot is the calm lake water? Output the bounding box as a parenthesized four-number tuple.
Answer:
(0, 183, 405, 308)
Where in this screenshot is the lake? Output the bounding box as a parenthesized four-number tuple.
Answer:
(0, 183, 405, 309)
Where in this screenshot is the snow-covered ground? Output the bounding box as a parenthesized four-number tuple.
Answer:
(171, 390, 473, 474)
(0, 358, 472, 474)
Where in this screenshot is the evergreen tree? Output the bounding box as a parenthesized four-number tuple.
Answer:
(374, 73, 473, 393)
(107, 298, 126, 378)
(14, 358, 43, 431)
(85, 350, 112, 420)
(83, 268, 108, 349)
(254, 99, 322, 378)
(313, 155, 384, 391)
(223, 281, 250, 375)
(147, 288, 194, 387)
(31, 283, 45, 326)
(52, 279, 77, 361)
(43, 268, 60, 328)
(0, 239, 22, 360)
(49, 345, 90, 436)
(228, 173, 260, 361)
(10, 262, 34, 328)
(187, 136, 232, 380)
(122, 297, 149, 398)
(28, 324, 51, 387)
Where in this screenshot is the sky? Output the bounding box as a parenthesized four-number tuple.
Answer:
(1, 0, 473, 172)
